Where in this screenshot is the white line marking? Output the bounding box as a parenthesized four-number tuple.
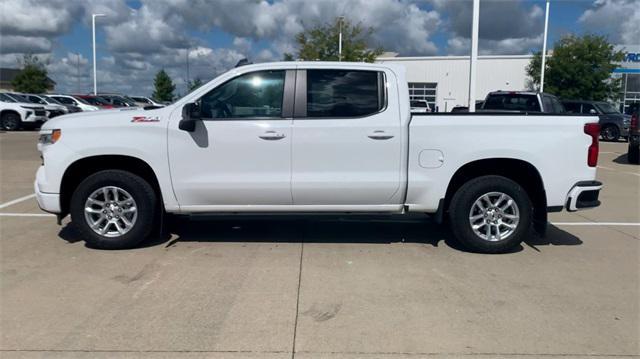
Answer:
(0, 194, 36, 209)
(0, 213, 54, 217)
(553, 222, 640, 226)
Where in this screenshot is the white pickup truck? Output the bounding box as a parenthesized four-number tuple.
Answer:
(35, 62, 603, 253)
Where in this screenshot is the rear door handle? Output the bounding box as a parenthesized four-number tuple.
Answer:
(259, 131, 286, 140)
(368, 130, 394, 140)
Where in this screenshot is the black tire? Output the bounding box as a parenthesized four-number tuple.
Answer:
(1, 112, 22, 131)
(448, 175, 532, 254)
(70, 170, 157, 249)
(628, 143, 640, 164)
(601, 125, 620, 142)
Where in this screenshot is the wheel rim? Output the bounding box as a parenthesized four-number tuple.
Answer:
(603, 127, 617, 140)
(84, 186, 138, 238)
(468, 192, 520, 242)
(2, 117, 18, 130)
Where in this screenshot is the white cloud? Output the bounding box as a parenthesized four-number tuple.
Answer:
(579, 0, 640, 45)
(432, 0, 545, 55)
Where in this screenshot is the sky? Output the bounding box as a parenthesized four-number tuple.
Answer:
(1, 0, 638, 96)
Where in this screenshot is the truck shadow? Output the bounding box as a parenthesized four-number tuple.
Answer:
(58, 216, 582, 253)
(613, 153, 636, 166)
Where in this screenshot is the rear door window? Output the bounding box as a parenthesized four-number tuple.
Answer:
(306, 70, 384, 118)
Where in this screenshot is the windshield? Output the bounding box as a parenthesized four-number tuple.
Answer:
(0, 93, 17, 103)
(595, 102, 620, 114)
(7, 93, 35, 103)
(82, 96, 108, 105)
(43, 96, 63, 105)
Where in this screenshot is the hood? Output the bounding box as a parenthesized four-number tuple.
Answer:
(42, 105, 168, 130)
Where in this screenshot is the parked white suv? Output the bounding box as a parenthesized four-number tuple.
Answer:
(47, 94, 100, 112)
(35, 62, 603, 253)
(0, 93, 48, 130)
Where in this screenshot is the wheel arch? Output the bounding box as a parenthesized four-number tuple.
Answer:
(60, 155, 162, 217)
(442, 158, 548, 235)
(1, 109, 22, 119)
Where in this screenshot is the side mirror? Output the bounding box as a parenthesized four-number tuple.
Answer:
(179, 103, 201, 132)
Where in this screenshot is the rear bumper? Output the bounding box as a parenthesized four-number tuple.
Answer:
(565, 180, 602, 212)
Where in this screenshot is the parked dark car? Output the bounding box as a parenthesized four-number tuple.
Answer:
(628, 111, 639, 164)
(96, 93, 138, 107)
(561, 100, 631, 142)
(481, 91, 565, 113)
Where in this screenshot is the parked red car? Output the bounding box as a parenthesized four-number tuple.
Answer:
(73, 95, 114, 109)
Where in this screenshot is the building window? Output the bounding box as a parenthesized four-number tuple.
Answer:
(408, 82, 437, 110)
(620, 73, 640, 115)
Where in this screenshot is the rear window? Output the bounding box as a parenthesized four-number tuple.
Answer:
(307, 70, 384, 118)
(483, 94, 541, 112)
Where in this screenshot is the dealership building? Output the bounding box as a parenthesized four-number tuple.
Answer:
(377, 45, 640, 113)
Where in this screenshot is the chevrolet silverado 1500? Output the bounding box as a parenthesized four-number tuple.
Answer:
(35, 62, 602, 253)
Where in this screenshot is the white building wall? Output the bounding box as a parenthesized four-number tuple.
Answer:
(377, 55, 533, 112)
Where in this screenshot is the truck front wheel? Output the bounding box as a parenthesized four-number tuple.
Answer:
(448, 175, 532, 254)
(70, 170, 157, 249)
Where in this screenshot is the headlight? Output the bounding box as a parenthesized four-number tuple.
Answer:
(38, 129, 61, 145)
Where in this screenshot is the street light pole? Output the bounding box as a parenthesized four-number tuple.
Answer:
(92, 13, 106, 95)
(540, 0, 550, 93)
(338, 16, 344, 62)
(468, 0, 480, 112)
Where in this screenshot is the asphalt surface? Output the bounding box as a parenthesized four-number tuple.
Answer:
(0, 131, 638, 358)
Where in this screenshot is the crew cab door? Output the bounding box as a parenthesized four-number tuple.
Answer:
(291, 68, 403, 207)
(167, 69, 295, 210)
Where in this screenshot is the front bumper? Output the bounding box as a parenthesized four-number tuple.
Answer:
(565, 180, 602, 212)
(34, 167, 60, 213)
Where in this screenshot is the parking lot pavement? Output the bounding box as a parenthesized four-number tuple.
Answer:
(0, 132, 638, 358)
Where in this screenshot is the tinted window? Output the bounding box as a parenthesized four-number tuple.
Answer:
(27, 95, 46, 104)
(563, 102, 581, 113)
(595, 102, 619, 114)
(52, 96, 75, 105)
(548, 96, 565, 113)
(542, 95, 564, 113)
(199, 70, 285, 119)
(483, 94, 540, 112)
(307, 70, 382, 117)
(582, 103, 597, 114)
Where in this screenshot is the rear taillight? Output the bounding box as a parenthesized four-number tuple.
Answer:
(584, 123, 600, 167)
(630, 113, 638, 132)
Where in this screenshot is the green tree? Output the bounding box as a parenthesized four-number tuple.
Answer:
(284, 17, 384, 62)
(152, 69, 176, 102)
(11, 54, 50, 93)
(526, 34, 624, 100)
(187, 78, 204, 92)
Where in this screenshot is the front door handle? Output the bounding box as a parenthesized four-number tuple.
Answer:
(259, 131, 286, 140)
(368, 130, 394, 140)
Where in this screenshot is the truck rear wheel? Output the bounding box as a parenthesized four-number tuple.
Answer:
(448, 175, 532, 254)
(70, 170, 157, 249)
(1, 113, 22, 131)
(601, 125, 620, 142)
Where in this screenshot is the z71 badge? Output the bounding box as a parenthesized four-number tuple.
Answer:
(131, 116, 160, 123)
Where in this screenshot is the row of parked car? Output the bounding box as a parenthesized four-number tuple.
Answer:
(446, 91, 634, 143)
(0, 91, 165, 131)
